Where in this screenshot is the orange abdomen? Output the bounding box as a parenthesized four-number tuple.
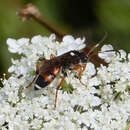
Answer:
(34, 66, 61, 90)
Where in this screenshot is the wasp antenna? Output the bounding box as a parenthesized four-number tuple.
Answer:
(98, 49, 121, 58)
(88, 32, 108, 56)
(97, 32, 108, 47)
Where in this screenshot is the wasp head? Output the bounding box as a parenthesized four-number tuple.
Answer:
(80, 52, 88, 63)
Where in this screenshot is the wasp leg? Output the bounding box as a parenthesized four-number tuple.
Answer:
(26, 75, 38, 88)
(26, 59, 42, 88)
(54, 76, 65, 108)
(50, 54, 56, 59)
(38, 57, 46, 61)
(36, 60, 41, 74)
(72, 64, 86, 86)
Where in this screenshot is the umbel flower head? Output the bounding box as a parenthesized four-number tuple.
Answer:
(0, 34, 130, 130)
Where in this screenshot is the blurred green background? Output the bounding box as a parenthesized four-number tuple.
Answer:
(0, 0, 130, 77)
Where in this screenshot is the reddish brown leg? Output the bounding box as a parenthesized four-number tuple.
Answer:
(26, 75, 38, 88)
(26, 60, 41, 88)
(72, 64, 86, 86)
(54, 77, 65, 108)
(36, 60, 41, 74)
(50, 54, 56, 59)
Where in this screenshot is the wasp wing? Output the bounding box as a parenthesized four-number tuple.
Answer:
(39, 58, 61, 74)
(81, 45, 108, 67)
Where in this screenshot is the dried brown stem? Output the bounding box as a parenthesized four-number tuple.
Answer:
(18, 3, 66, 40)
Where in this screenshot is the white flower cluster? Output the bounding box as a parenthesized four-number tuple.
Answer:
(0, 34, 130, 130)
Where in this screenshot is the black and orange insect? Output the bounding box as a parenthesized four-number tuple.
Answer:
(26, 34, 111, 108)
